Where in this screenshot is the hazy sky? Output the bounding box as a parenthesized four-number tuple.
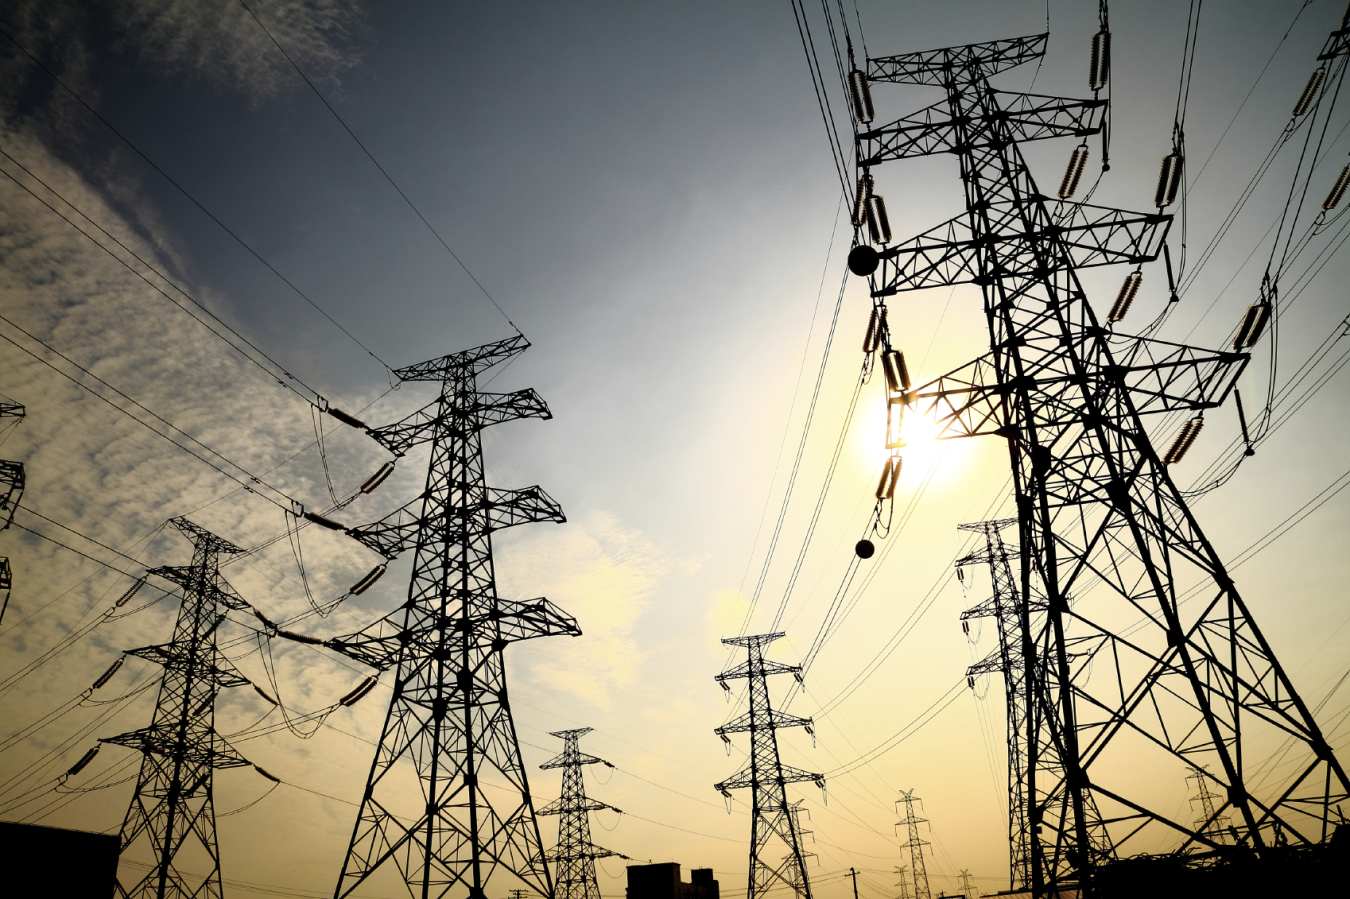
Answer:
(2, 1, 1349, 897)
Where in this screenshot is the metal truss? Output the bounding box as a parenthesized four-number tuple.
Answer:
(0, 400, 24, 622)
(895, 791, 932, 899)
(854, 32, 1350, 896)
(103, 517, 253, 899)
(325, 335, 578, 899)
(957, 518, 1057, 892)
(538, 728, 623, 899)
(715, 633, 821, 899)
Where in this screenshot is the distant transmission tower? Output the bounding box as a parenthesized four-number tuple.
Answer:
(0, 397, 25, 624)
(892, 865, 911, 899)
(325, 336, 579, 899)
(784, 800, 816, 894)
(848, 28, 1350, 896)
(538, 728, 624, 899)
(715, 633, 822, 899)
(1186, 766, 1231, 844)
(956, 518, 1073, 892)
(895, 791, 931, 899)
(103, 517, 255, 899)
(956, 869, 976, 899)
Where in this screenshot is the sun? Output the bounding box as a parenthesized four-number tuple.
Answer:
(858, 387, 973, 492)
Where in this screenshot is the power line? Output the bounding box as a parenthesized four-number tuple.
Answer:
(0, 24, 396, 375)
(236, 0, 520, 335)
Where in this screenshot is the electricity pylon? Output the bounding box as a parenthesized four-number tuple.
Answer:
(895, 791, 931, 899)
(325, 335, 579, 899)
(956, 869, 976, 899)
(0, 398, 26, 624)
(103, 517, 254, 899)
(784, 800, 816, 894)
(851, 30, 1350, 896)
(957, 517, 1069, 892)
(538, 728, 623, 899)
(1186, 765, 1231, 844)
(892, 865, 911, 899)
(715, 633, 822, 899)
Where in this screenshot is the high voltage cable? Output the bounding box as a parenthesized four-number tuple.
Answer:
(0, 25, 395, 375)
(236, 0, 520, 335)
(0, 318, 297, 512)
(0, 155, 321, 406)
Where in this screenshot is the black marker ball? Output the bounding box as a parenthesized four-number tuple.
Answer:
(848, 245, 880, 277)
(855, 539, 875, 559)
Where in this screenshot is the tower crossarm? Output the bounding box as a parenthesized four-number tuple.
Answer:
(123, 642, 251, 688)
(324, 595, 579, 670)
(716, 763, 823, 793)
(370, 388, 553, 457)
(909, 336, 1248, 442)
(859, 93, 1104, 166)
(537, 796, 622, 815)
(716, 658, 802, 683)
(347, 485, 565, 560)
(101, 726, 251, 770)
(868, 33, 1047, 84)
(393, 333, 530, 381)
(872, 204, 1168, 297)
(717, 710, 813, 736)
(147, 565, 250, 612)
(965, 649, 1004, 679)
(485, 485, 567, 530)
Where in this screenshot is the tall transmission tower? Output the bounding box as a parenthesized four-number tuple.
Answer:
(538, 728, 624, 899)
(102, 517, 255, 899)
(324, 335, 579, 899)
(895, 791, 931, 899)
(892, 865, 911, 899)
(714, 633, 822, 899)
(956, 869, 976, 899)
(848, 29, 1350, 896)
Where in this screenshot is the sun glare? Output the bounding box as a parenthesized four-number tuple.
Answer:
(858, 390, 973, 491)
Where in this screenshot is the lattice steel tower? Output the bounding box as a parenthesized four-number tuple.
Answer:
(714, 633, 822, 899)
(325, 336, 580, 899)
(848, 30, 1349, 896)
(538, 728, 623, 899)
(0, 397, 23, 624)
(895, 791, 932, 899)
(103, 517, 254, 899)
(956, 517, 1060, 891)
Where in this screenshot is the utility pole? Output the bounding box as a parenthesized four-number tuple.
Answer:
(508, 891, 531, 899)
(849, 867, 860, 899)
(896, 791, 931, 899)
(715, 633, 822, 899)
(848, 26, 1350, 897)
(539, 728, 624, 899)
(103, 517, 256, 899)
(0, 397, 24, 625)
(324, 336, 580, 899)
